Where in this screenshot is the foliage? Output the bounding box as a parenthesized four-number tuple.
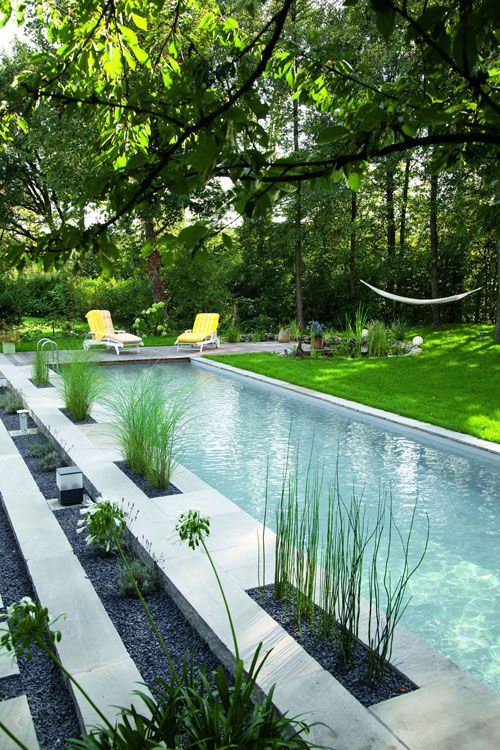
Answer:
(133, 301, 167, 337)
(77, 498, 127, 554)
(207, 324, 500, 442)
(59, 350, 103, 421)
(389, 317, 409, 342)
(0, 278, 22, 325)
(367, 320, 390, 358)
(309, 321, 323, 337)
(27, 437, 61, 471)
(107, 370, 187, 489)
(222, 326, 241, 343)
(31, 347, 50, 386)
(116, 557, 159, 598)
(0, 390, 23, 413)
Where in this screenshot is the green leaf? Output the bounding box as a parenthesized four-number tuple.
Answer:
(222, 233, 233, 249)
(317, 125, 349, 144)
(131, 12, 147, 31)
(178, 223, 209, 249)
(346, 171, 362, 191)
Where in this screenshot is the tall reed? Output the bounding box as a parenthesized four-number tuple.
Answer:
(108, 370, 188, 489)
(32, 347, 50, 386)
(59, 350, 103, 420)
(367, 319, 390, 358)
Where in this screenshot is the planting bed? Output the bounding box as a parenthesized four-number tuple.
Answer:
(0, 499, 81, 748)
(56, 508, 221, 688)
(0, 402, 36, 433)
(248, 585, 416, 707)
(10, 433, 68, 500)
(29, 379, 55, 389)
(60, 408, 96, 424)
(115, 460, 181, 499)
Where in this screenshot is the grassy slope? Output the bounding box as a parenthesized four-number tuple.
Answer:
(207, 324, 500, 443)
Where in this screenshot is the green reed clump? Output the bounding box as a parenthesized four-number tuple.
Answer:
(31, 347, 50, 386)
(108, 370, 188, 489)
(59, 350, 103, 420)
(367, 319, 390, 358)
(365, 495, 429, 684)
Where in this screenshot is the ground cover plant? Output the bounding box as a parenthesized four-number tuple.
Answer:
(0, 390, 23, 414)
(59, 350, 104, 421)
(208, 324, 500, 442)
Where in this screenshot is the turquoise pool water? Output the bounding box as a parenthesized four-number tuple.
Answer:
(107, 361, 500, 692)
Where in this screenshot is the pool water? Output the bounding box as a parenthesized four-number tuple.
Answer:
(106, 361, 500, 692)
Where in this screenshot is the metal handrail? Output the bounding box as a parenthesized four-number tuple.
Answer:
(37, 338, 60, 372)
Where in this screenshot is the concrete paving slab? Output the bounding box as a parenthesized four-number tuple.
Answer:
(370, 673, 500, 750)
(0, 695, 39, 749)
(152, 488, 243, 519)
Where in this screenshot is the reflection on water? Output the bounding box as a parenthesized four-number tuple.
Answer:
(106, 362, 500, 692)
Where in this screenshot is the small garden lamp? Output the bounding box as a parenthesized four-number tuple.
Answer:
(56, 466, 84, 506)
(17, 409, 29, 434)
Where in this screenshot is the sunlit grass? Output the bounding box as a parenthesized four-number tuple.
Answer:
(208, 324, 500, 443)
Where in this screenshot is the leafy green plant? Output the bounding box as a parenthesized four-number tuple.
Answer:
(0, 391, 23, 413)
(108, 370, 187, 489)
(77, 498, 127, 553)
(389, 317, 409, 342)
(367, 320, 390, 358)
(133, 301, 167, 337)
(59, 350, 103, 420)
(31, 347, 50, 386)
(116, 557, 159, 597)
(222, 326, 241, 343)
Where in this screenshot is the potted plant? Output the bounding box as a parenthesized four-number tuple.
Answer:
(1, 326, 21, 354)
(309, 320, 324, 349)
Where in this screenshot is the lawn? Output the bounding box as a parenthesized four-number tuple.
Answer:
(14, 316, 176, 351)
(207, 324, 500, 443)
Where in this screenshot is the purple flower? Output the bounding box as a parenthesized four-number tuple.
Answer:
(309, 320, 323, 335)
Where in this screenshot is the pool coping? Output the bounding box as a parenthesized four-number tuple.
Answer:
(1, 361, 499, 749)
(194, 356, 500, 458)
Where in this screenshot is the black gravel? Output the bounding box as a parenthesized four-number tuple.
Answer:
(0, 408, 36, 432)
(0, 499, 81, 748)
(248, 585, 417, 707)
(56, 508, 220, 690)
(11, 433, 70, 500)
(29, 379, 55, 389)
(60, 408, 96, 424)
(115, 461, 181, 499)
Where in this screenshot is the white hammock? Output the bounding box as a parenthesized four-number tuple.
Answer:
(360, 280, 481, 306)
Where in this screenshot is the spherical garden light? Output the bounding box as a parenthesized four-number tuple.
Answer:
(412, 336, 424, 347)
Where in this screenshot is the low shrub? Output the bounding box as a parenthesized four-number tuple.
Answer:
(133, 301, 168, 337)
(222, 326, 241, 343)
(116, 557, 159, 597)
(59, 350, 103, 420)
(0, 391, 23, 413)
(27, 436, 61, 471)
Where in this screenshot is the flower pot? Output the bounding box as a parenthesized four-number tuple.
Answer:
(314, 336, 323, 349)
(2, 342, 15, 354)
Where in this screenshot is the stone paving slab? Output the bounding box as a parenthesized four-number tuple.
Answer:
(370, 672, 500, 750)
(0, 696, 39, 749)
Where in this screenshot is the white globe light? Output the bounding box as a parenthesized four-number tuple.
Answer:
(413, 335, 423, 346)
(362, 329, 369, 337)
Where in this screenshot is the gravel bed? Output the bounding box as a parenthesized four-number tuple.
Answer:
(0, 498, 81, 748)
(29, 379, 55, 389)
(115, 461, 181, 499)
(11, 433, 70, 500)
(56, 508, 220, 691)
(60, 408, 96, 424)
(248, 585, 416, 707)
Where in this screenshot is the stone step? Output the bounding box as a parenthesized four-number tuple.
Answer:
(0, 695, 39, 749)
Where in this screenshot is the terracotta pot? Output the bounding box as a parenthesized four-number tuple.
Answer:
(314, 336, 323, 349)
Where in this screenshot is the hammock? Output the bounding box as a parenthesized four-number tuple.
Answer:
(360, 280, 481, 306)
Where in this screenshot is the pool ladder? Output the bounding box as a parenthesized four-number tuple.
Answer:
(37, 338, 61, 372)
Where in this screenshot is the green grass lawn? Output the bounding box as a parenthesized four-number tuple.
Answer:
(207, 324, 500, 443)
(14, 317, 176, 351)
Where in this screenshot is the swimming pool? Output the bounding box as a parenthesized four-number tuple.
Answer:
(106, 360, 500, 692)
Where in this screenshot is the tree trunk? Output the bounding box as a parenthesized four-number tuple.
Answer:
(143, 214, 165, 304)
(292, 97, 304, 330)
(349, 191, 357, 300)
(399, 156, 410, 254)
(386, 163, 396, 292)
(430, 171, 441, 327)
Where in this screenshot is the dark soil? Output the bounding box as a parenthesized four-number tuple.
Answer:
(11, 433, 70, 500)
(29, 379, 55, 389)
(115, 461, 181, 499)
(56, 508, 220, 691)
(0, 499, 81, 748)
(248, 585, 417, 707)
(60, 408, 96, 424)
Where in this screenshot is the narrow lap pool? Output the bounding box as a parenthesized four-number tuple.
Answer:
(105, 361, 500, 692)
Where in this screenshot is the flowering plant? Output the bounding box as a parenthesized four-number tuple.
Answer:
(309, 320, 323, 336)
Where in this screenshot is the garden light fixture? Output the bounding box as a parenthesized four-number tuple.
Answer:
(17, 409, 29, 434)
(56, 466, 84, 506)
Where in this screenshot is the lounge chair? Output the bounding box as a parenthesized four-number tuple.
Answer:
(83, 310, 144, 356)
(175, 313, 220, 354)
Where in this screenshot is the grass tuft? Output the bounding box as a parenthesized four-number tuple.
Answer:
(59, 350, 103, 421)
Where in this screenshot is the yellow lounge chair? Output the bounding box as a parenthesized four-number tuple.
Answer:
(83, 310, 144, 356)
(175, 313, 220, 354)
